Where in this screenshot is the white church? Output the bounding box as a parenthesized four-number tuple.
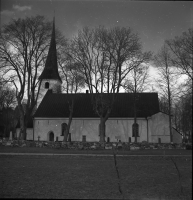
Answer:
(16, 19, 182, 144)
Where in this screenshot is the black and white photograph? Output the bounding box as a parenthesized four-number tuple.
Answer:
(0, 0, 192, 199)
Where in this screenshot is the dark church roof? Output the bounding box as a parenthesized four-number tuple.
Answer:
(39, 18, 62, 82)
(34, 90, 160, 118)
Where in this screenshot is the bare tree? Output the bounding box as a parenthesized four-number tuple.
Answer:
(159, 95, 170, 114)
(0, 82, 16, 138)
(0, 16, 57, 140)
(180, 93, 192, 143)
(58, 58, 85, 93)
(58, 60, 78, 142)
(67, 26, 151, 142)
(62, 98, 74, 142)
(166, 28, 193, 81)
(0, 107, 16, 138)
(154, 44, 178, 143)
(173, 86, 192, 143)
(57, 44, 85, 142)
(122, 64, 150, 142)
(0, 84, 16, 109)
(164, 29, 193, 140)
(59, 62, 84, 142)
(122, 64, 150, 93)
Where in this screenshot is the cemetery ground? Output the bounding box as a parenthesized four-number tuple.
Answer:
(0, 147, 192, 199)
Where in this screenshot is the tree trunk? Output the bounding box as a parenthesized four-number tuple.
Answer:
(17, 98, 27, 140)
(134, 120, 137, 143)
(169, 113, 173, 143)
(134, 92, 137, 143)
(188, 131, 191, 143)
(63, 129, 68, 142)
(19, 114, 27, 140)
(63, 99, 74, 142)
(99, 118, 106, 142)
(168, 82, 173, 143)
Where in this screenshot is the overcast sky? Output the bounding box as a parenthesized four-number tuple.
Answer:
(0, 0, 192, 90)
(1, 0, 192, 54)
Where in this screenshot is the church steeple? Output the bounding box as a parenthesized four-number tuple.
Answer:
(39, 17, 62, 83)
(37, 17, 62, 107)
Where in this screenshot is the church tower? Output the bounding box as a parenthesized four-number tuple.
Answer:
(37, 17, 62, 107)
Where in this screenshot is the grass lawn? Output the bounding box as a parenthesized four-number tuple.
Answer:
(0, 146, 192, 155)
(0, 148, 192, 199)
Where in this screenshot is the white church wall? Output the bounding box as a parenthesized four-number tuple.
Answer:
(70, 119, 100, 141)
(34, 119, 64, 141)
(32, 112, 174, 143)
(33, 118, 149, 142)
(105, 119, 148, 142)
(148, 112, 170, 143)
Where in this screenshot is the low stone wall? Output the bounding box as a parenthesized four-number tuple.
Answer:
(0, 138, 190, 150)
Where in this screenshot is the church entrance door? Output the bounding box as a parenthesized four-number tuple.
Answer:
(49, 132, 54, 141)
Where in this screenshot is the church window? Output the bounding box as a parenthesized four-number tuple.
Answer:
(61, 123, 67, 136)
(49, 131, 54, 141)
(132, 123, 139, 137)
(45, 82, 49, 89)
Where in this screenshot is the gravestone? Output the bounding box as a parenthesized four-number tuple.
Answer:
(9, 131, 12, 141)
(82, 135, 86, 142)
(117, 141, 122, 150)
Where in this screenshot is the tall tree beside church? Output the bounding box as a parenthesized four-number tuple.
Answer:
(166, 28, 193, 81)
(58, 61, 85, 142)
(0, 84, 16, 109)
(0, 16, 55, 140)
(58, 60, 85, 141)
(154, 44, 177, 143)
(173, 80, 192, 142)
(67, 26, 151, 142)
(122, 64, 150, 142)
(0, 82, 17, 138)
(178, 93, 192, 142)
(62, 98, 74, 142)
(58, 53, 85, 93)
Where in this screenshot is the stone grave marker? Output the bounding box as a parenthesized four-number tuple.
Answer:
(9, 131, 12, 141)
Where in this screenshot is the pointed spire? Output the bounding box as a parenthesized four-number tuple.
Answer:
(39, 16, 62, 83)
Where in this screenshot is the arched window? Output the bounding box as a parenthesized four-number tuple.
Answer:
(48, 131, 54, 141)
(61, 123, 67, 136)
(45, 82, 49, 89)
(132, 123, 139, 137)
